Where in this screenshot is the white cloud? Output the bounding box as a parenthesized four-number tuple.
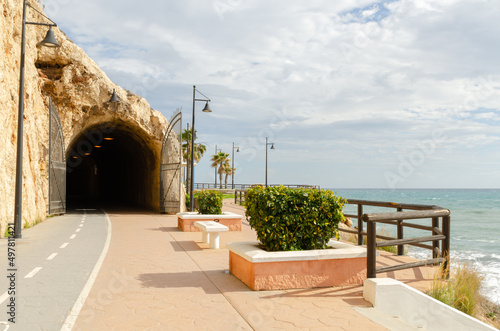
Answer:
(45, 0, 500, 188)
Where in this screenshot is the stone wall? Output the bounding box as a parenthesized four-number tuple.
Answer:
(0, 0, 173, 235)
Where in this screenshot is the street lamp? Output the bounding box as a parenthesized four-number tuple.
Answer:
(265, 137, 275, 188)
(190, 85, 212, 211)
(232, 142, 240, 189)
(14, 1, 60, 238)
(109, 89, 120, 103)
(214, 145, 221, 188)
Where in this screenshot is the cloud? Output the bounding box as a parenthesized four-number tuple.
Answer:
(46, 0, 500, 188)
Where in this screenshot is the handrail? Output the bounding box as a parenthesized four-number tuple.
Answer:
(341, 199, 451, 278)
(362, 209, 450, 222)
(195, 183, 320, 190)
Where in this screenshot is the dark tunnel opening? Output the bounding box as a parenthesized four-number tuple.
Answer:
(66, 123, 156, 210)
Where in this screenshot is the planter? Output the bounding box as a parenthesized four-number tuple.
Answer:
(227, 240, 369, 290)
(176, 212, 242, 231)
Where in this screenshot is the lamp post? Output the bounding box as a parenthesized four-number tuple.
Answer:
(232, 142, 240, 189)
(214, 145, 221, 188)
(190, 85, 212, 211)
(14, 1, 60, 238)
(265, 137, 275, 188)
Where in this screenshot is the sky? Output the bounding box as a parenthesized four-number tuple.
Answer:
(43, 0, 500, 189)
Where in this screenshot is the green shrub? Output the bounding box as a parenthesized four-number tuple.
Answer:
(245, 186, 346, 251)
(195, 190, 223, 214)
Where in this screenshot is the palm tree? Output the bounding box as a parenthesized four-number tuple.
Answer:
(222, 164, 236, 189)
(181, 129, 207, 189)
(210, 152, 230, 189)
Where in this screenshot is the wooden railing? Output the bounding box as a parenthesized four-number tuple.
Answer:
(340, 199, 450, 278)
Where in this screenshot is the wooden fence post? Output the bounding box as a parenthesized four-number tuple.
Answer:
(432, 217, 439, 265)
(357, 204, 364, 246)
(397, 207, 404, 255)
(366, 216, 377, 278)
(442, 215, 451, 278)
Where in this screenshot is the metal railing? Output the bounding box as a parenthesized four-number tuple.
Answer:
(196, 183, 320, 190)
(340, 199, 450, 278)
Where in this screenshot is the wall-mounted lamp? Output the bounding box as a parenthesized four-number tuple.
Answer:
(109, 89, 119, 103)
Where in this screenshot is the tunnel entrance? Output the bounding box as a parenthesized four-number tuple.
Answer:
(66, 122, 158, 210)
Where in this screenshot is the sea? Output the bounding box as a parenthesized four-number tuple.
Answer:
(329, 188, 500, 305)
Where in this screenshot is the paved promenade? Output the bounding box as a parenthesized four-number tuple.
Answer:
(69, 200, 436, 331)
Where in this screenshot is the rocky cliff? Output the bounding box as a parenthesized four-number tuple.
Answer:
(0, 0, 171, 235)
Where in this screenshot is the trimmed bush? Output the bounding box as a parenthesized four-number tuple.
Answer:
(245, 186, 346, 251)
(195, 190, 223, 214)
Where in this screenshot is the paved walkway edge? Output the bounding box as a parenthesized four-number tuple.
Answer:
(60, 210, 112, 331)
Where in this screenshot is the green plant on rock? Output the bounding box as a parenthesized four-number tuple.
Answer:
(195, 190, 223, 215)
(245, 186, 347, 251)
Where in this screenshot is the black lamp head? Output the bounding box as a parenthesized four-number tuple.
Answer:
(202, 101, 212, 112)
(109, 89, 119, 103)
(38, 27, 60, 48)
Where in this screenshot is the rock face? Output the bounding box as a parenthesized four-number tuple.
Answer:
(0, 0, 176, 236)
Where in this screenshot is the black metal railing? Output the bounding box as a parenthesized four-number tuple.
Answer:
(195, 183, 320, 190)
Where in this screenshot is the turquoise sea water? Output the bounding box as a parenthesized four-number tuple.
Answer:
(330, 188, 500, 305)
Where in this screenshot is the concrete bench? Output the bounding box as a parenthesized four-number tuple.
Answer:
(194, 221, 229, 249)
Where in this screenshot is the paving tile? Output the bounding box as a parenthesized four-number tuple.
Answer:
(70, 200, 441, 331)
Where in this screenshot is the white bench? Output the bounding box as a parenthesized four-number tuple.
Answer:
(194, 221, 229, 249)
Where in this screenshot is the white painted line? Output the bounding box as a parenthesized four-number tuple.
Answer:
(60, 243, 69, 249)
(47, 253, 58, 260)
(81, 217, 85, 221)
(79, 224, 84, 227)
(61, 210, 112, 331)
(24, 267, 43, 279)
(70, 234, 76, 239)
(0, 292, 8, 305)
(75, 228, 81, 233)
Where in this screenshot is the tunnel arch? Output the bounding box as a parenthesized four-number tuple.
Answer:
(66, 121, 161, 210)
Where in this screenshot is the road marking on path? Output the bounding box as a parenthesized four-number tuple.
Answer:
(47, 253, 58, 260)
(76, 228, 81, 233)
(61, 210, 112, 331)
(0, 292, 8, 305)
(25, 267, 43, 279)
(70, 234, 76, 239)
(79, 224, 84, 227)
(60, 243, 69, 249)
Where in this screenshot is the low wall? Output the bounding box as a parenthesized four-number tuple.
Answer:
(364, 278, 496, 331)
(228, 240, 368, 290)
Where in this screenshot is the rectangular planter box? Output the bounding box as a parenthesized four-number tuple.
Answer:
(227, 240, 368, 290)
(176, 212, 242, 231)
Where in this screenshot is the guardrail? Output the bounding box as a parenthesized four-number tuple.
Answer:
(341, 199, 450, 278)
(196, 183, 320, 190)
